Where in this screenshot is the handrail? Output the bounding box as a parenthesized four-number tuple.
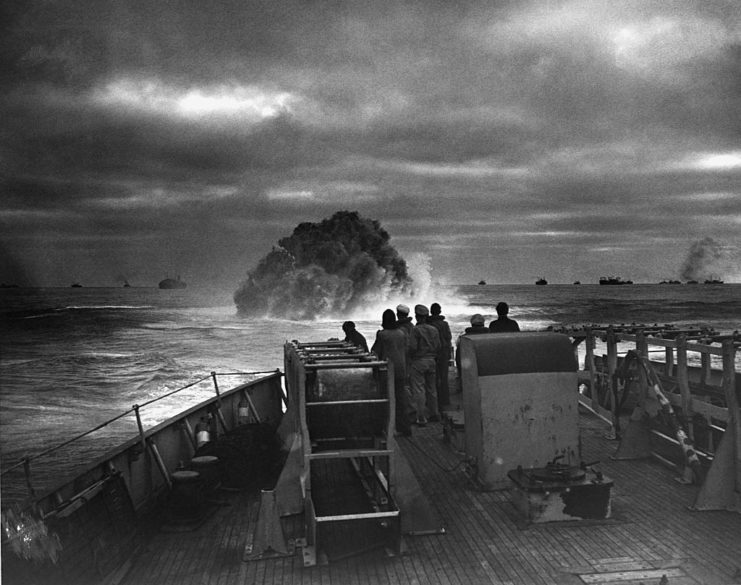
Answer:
(2, 410, 136, 477)
(135, 374, 212, 410)
(554, 324, 740, 347)
(0, 370, 279, 478)
(574, 325, 737, 466)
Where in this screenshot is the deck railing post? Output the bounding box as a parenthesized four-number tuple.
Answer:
(585, 328, 598, 410)
(211, 372, 229, 434)
(133, 404, 153, 493)
(676, 335, 694, 442)
(241, 388, 262, 424)
(695, 340, 741, 511)
(664, 344, 674, 377)
(701, 352, 711, 386)
(22, 457, 35, 498)
(147, 439, 172, 491)
(606, 327, 618, 412)
(180, 419, 197, 455)
(722, 340, 741, 494)
(636, 330, 648, 361)
(133, 405, 146, 454)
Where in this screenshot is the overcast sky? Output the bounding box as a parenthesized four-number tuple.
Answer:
(1, 0, 740, 288)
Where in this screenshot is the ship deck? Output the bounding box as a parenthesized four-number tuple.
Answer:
(121, 406, 741, 585)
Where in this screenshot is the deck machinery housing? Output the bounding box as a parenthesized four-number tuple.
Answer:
(283, 340, 402, 565)
(457, 332, 613, 523)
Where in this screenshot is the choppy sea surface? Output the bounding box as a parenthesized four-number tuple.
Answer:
(1, 283, 740, 504)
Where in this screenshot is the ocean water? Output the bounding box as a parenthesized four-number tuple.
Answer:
(1, 283, 740, 504)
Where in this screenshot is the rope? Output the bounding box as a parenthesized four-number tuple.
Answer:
(620, 350, 703, 482)
(636, 355, 703, 480)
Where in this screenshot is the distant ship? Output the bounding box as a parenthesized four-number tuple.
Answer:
(71, 283, 82, 288)
(478, 280, 486, 285)
(573, 281, 581, 285)
(686, 280, 699, 285)
(158, 276, 187, 289)
(535, 277, 548, 285)
(659, 279, 681, 285)
(599, 276, 633, 285)
(123, 280, 131, 288)
(704, 277, 724, 285)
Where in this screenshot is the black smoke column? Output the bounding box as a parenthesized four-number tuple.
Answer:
(234, 211, 413, 319)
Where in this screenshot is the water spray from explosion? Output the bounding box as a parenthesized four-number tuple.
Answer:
(679, 237, 740, 282)
(234, 211, 415, 319)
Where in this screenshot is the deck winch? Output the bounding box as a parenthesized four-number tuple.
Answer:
(508, 456, 613, 523)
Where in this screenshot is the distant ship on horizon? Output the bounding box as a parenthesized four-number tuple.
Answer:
(535, 277, 548, 285)
(599, 276, 633, 285)
(158, 276, 187, 289)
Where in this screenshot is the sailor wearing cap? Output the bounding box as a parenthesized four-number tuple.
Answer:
(395, 304, 414, 338)
(409, 304, 441, 426)
(465, 313, 489, 334)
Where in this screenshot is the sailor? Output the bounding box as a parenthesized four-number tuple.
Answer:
(395, 304, 414, 337)
(408, 304, 441, 426)
(488, 302, 520, 333)
(342, 321, 369, 352)
(395, 303, 415, 424)
(465, 313, 489, 335)
(454, 314, 490, 392)
(427, 302, 453, 409)
(371, 309, 412, 436)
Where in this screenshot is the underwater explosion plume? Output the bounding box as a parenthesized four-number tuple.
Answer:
(679, 237, 734, 282)
(234, 211, 414, 319)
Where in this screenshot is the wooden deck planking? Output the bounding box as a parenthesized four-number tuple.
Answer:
(406, 442, 512, 584)
(121, 408, 741, 585)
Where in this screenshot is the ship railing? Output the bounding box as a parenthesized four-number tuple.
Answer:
(0, 369, 284, 504)
(569, 326, 739, 469)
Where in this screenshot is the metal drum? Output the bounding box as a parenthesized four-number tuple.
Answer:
(170, 470, 203, 518)
(190, 456, 221, 494)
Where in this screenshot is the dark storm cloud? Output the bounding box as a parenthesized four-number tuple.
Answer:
(2, 0, 741, 285)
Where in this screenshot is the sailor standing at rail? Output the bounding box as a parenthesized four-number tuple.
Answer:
(395, 304, 415, 423)
(408, 304, 441, 426)
(427, 302, 453, 410)
(371, 309, 412, 437)
(342, 320, 369, 352)
(454, 314, 489, 393)
(488, 302, 520, 333)
(395, 304, 414, 337)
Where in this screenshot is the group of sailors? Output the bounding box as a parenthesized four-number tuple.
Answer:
(341, 301, 519, 437)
